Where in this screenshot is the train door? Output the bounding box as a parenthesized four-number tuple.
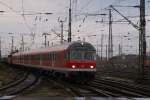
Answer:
(8, 55, 12, 64)
(49, 53, 52, 67)
(40, 54, 42, 65)
(52, 52, 55, 67)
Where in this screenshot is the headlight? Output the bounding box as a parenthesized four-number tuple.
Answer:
(90, 65, 94, 69)
(72, 65, 76, 68)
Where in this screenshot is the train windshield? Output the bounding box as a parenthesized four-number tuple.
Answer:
(65, 42, 96, 60)
(70, 50, 96, 60)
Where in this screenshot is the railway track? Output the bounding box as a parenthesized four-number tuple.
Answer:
(0, 64, 26, 88)
(91, 78, 150, 97)
(65, 80, 150, 97)
(46, 76, 150, 97)
(42, 74, 104, 97)
(0, 72, 40, 97)
(45, 76, 118, 97)
(72, 84, 119, 97)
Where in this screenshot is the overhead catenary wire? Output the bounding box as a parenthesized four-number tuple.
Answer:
(0, 0, 33, 33)
(0, 0, 147, 55)
(71, 0, 133, 35)
(113, 5, 140, 8)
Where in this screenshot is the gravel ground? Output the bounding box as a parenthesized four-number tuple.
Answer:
(0, 63, 20, 87)
(0, 63, 75, 97)
(21, 77, 75, 97)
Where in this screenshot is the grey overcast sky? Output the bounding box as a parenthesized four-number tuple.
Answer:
(0, 0, 150, 56)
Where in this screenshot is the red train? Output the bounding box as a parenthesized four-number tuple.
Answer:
(145, 53, 150, 67)
(8, 41, 96, 82)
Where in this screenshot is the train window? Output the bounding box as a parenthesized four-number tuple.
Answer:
(34, 55, 36, 60)
(70, 50, 96, 60)
(20, 55, 22, 61)
(36, 55, 39, 60)
(22, 55, 23, 61)
(53, 53, 54, 61)
(48, 53, 51, 60)
(36, 55, 37, 60)
(33, 55, 34, 60)
(54, 53, 56, 60)
(44, 54, 46, 60)
(51, 52, 56, 61)
(65, 51, 70, 60)
(55, 53, 57, 60)
(40, 54, 43, 60)
(32, 55, 34, 60)
(68, 52, 70, 60)
(38, 54, 40, 61)
(64, 52, 67, 60)
(71, 50, 83, 60)
(31, 55, 33, 60)
(20, 56, 21, 61)
(44, 54, 47, 60)
(37, 55, 39, 60)
(84, 52, 96, 60)
(48, 53, 49, 60)
(50, 53, 52, 60)
(52, 53, 54, 61)
(43, 54, 46, 60)
(35, 55, 37, 60)
(46, 54, 48, 60)
(42, 54, 44, 60)
(28, 55, 29, 61)
(28, 55, 30, 60)
(43, 54, 45, 60)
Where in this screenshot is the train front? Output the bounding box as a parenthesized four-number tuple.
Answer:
(65, 42, 96, 82)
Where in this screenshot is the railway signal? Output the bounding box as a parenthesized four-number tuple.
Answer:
(58, 17, 67, 44)
(8, 33, 14, 54)
(42, 33, 50, 48)
(68, 0, 72, 42)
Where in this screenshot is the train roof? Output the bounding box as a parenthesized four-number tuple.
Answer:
(13, 41, 95, 56)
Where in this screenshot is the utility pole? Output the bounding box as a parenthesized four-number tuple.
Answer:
(42, 33, 50, 48)
(60, 20, 64, 44)
(118, 44, 122, 56)
(108, 9, 113, 59)
(120, 35, 123, 55)
(106, 44, 108, 61)
(11, 36, 14, 53)
(58, 17, 66, 44)
(110, 4, 146, 80)
(101, 34, 104, 60)
(139, 0, 146, 80)
(21, 35, 24, 51)
(47, 41, 49, 47)
(96, 41, 99, 55)
(68, 0, 72, 42)
(8, 33, 14, 54)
